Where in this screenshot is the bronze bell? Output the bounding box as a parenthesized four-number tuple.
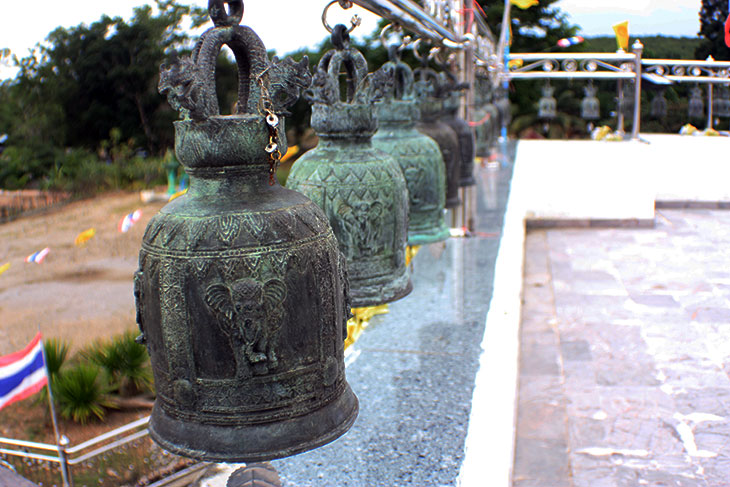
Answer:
(286, 25, 412, 307)
(688, 85, 704, 119)
(581, 82, 600, 121)
(538, 84, 557, 120)
(415, 68, 461, 208)
(713, 86, 730, 118)
(135, 0, 357, 462)
(472, 75, 490, 159)
(372, 55, 449, 245)
(650, 90, 668, 119)
(440, 76, 476, 187)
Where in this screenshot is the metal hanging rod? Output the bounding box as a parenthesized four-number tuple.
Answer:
(350, 0, 475, 48)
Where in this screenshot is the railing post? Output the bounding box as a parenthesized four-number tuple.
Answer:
(707, 55, 715, 129)
(58, 435, 72, 487)
(631, 39, 643, 140)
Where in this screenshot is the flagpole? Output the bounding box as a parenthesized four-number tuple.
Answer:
(38, 330, 72, 487)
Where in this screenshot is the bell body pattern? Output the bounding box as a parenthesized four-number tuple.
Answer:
(136, 6, 357, 463)
(286, 37, 412, 308)
(372, 59, 449, 246)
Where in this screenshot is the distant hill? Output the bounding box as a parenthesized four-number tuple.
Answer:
(583, 36, 702, 60)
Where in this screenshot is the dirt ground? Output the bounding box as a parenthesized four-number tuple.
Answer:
(0, 191, 167, 356)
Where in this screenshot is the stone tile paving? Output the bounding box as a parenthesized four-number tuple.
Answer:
(514, 209, 730, 487)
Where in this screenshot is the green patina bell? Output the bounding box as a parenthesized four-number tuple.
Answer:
(135, 0, 357, 463)
(286, 26, 411, 307)
(372, 53, 449, 245)
(415, 68, 461, 208)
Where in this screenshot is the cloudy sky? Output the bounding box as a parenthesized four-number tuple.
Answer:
(0, 0, 705, 79)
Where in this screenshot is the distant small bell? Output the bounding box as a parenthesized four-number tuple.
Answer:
(286, 25, 412, 307)
(136, 1, 357, 463)
(538, 84, 557, 120)
(688, 85, 704, 119)
(581, 82, 600, 121)
(650, 90, 668, 119)
(713, 86, 730, 118)
(372, 56, 449, 245)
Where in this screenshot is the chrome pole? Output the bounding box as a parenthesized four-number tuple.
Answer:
(631, 40, 643, 140)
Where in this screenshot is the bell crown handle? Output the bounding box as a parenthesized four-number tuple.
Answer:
(305, 25, 392, 106)
(159, 1, 310, 120)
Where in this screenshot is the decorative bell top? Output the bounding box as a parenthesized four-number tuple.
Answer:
(376, 48, 420, 125)
(414, 66, 447, 121)
(305, 24, 393, 138)
(157, 0, 310, 168)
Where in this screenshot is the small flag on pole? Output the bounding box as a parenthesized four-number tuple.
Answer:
(74, 228, 96, 247)
(613, 20, 629, 51)
(0, 333, 48, 410)
(26, 247, 50, 264)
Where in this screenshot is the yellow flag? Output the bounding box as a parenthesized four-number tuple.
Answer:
(74, 228, 96, 246)
(613, 21, 629, 51)
(510, 0, 538, 8)
(0, 262, 10, 276)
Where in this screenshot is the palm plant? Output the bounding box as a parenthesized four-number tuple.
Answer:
(53, 363, 115, 424)
(43, 338, 69, 380)
(83, 331, 153, 397)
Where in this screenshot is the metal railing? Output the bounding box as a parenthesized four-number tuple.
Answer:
(504, 44, 730, 139)
(0, 416, 155, 486)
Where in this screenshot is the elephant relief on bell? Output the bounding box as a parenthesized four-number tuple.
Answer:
(205, 277, 287, 377)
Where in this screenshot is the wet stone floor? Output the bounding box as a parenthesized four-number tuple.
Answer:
(514, 209, 730, 487)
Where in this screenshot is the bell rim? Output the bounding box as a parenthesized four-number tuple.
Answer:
(148, 383, 359, 463)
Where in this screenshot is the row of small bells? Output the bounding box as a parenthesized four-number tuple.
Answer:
(537, 81, 730, 123)
(135, 1, 477, 464)
(537, 82, 602, 122)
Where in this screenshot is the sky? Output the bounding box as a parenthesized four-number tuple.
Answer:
(0, 0, 705, 80)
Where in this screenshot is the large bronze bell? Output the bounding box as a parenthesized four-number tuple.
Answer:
(286, 26, 412, 307)
(415, 68, 461, 208)
(135, 1, 357, 462)
(372, 55, 449, 245)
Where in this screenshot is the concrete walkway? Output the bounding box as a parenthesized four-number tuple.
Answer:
(515, 210, 730, 487)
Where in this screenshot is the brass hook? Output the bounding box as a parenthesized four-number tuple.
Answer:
(322, 0, 361, 34)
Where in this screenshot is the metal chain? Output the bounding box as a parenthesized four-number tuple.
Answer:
(257, 72, 282, 186)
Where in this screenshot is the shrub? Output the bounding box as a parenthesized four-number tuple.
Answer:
(43, 338, 70, 380)
(54, 364, 115, 424)
(83, 331, 153, 397)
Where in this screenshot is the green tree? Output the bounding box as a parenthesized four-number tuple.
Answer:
(478, 0, 580, 53)
(696, 0, 730, 60)
(7, 0, 208, 155)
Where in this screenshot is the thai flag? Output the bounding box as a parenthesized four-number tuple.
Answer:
(0, 333, 48, 410)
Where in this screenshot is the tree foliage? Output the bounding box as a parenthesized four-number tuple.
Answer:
(0, 0, 214, 190)
(696, 0, 730, 60)
(477, 0, 579, 53)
